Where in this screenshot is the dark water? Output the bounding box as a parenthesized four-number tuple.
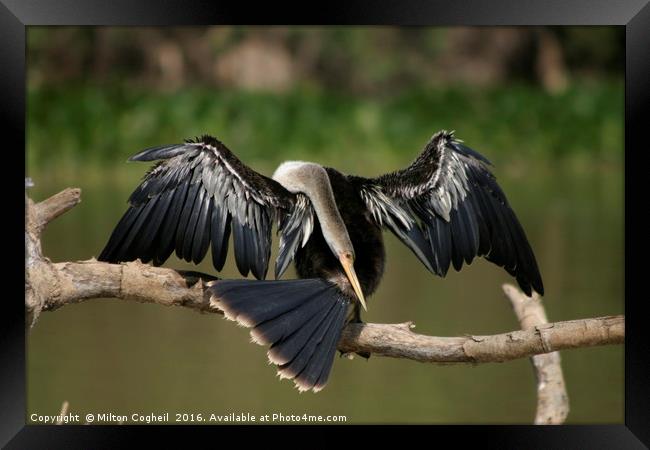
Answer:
(27, 161, 623, 424)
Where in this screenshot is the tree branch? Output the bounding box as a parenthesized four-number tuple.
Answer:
(503, 284, 569, 424)
(25, 187, 624, 367)
(45, 259, 218, 313)
(338, 315, 622, 363)
(31, 258, 625, 364)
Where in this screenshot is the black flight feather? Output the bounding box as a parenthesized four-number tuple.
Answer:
(98, 206, 140, 262)
(119, 196, 159, 261)
(99, 136, 309, 281)
(182, 186, 206, 262)
(175, 181, 201, 262)
(231, 220, 250, 277)
(354, 130, 544, 296)
(156, 177, 191, 264)
(133, 189, 174, 262)
(210, 204, 231, 271)
(191, 195, 213, 263)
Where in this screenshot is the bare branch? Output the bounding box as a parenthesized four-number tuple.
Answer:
(31, 257, 624, 365)
(45, 259, 218, 313)
(25, 186, 82, 327)
(503, 283, 569, 424)
(25, 188, 624, 368)
(337, 315, 623, 363)
(31, 188, 81, 235)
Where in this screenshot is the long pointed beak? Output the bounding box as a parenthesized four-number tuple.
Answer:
(339, 256, 367, 311)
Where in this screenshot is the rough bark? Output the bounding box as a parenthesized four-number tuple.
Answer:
(338, 315, 623, 363)
(25, 186, 82, 327)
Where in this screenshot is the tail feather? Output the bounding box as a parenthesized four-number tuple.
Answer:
(274, 299, 340, 371)
(314, 330, 342, 391)
(209, 278, 350, 393)
(261, 298, 334, 358)
(311, 308, 350, 392)
(213, 278, 332, 327)
(283, 301, 349, 393)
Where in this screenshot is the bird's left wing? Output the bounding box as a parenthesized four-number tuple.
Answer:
(350, 131, 544, 296)
(98, 135, 314, 280)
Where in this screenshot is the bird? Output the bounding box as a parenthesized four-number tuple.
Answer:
(98, 130, 544, 393)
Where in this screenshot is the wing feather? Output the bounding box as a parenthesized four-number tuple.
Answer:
(352, 131, 544, 296)
(120, 196, 160, 261)
(99, 135, 314, 280)
(192, 196, 213, 263)
(275, 194, 315, 279)
(175, 181, 201, 262)
(211, 204, 231, 271)
(135, 188, 174, 261)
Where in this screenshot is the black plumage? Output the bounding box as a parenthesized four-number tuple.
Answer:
(294, 167, 386, 301)
(351, 130, 544, 296)
(99, 135, 304, 277)
(211, 278, 349, 392)
(99, 130, 544, 393)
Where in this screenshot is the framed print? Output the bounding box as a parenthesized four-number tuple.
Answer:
(5, 0, 649, 447)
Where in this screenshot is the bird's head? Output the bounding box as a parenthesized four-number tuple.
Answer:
(336, 249, 366, 311)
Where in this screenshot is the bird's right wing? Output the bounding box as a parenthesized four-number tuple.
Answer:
(351, 131, 543, 296)
(98, 135, 314, 280)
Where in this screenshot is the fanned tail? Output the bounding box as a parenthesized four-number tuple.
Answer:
(208, 278, 350, 393)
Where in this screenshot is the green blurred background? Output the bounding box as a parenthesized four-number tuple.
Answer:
(26, 26, 623, 424)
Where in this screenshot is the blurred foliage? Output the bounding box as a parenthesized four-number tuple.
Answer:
(27, 27, 623, 95)
(27, 26, 623, 174)
(556, 27, 624, 74)
(27, 81, 623, 175)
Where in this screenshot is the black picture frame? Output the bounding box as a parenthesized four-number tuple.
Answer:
(5, 1, 648, 447)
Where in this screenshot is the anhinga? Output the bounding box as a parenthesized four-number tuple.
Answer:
(99, 130, 544, 393)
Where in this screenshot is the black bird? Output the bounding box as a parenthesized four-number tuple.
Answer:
(99, 130, 544, 393)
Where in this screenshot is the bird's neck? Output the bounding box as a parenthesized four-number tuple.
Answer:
(273, 162, 353, 256)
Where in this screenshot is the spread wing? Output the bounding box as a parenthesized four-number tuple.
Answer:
(351, 131, 544, 296)
(98, 135, 314, 280)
